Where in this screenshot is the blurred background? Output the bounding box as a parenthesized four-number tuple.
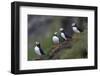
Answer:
(28, 15, 88, 61)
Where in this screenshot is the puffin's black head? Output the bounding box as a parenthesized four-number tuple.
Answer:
(35, 41, 40, 47)
(72, 23, 77, 27)
(59, 28, 64, 32)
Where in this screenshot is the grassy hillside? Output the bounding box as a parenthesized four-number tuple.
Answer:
(28, 16, 88, 61)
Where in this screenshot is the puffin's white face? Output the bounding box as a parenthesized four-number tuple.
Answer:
(59, 28, 64, 31)
(72, 23, 76, 27)
(54, 32, 57, 35)
(35, 41, 40, 45)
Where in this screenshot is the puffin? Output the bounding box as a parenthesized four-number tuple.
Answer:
(52, 32, 60, 46)
(72, 23, 81, 33)
(34, 42, 45, 56)
(59, 28, 67, 41)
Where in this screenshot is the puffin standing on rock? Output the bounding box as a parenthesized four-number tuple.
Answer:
(34, 42, 45, 56)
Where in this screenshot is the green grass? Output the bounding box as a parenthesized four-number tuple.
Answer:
(28, 36, 52, 60)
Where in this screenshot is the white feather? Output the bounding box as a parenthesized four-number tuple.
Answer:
(34, 46, 41, 56)
(72, 27, 80, 33)
(52, 36, 59, 44)
(61, 32, 67, 40)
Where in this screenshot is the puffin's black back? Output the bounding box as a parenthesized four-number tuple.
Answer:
(62, 30, 72, 39)
(37, 45, 45, 55)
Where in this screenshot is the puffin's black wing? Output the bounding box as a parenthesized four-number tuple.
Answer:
(39, 47, 45, 55)
(63, 31, 72, 39)
(77, 27, 84, 32)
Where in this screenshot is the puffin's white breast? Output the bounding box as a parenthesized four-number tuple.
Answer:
(72, 27, 80, 33)
(34, 46, 41, 56)
(52, 36, 59, 44)
(61, 32, 67, 40)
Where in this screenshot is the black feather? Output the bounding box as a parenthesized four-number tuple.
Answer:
(62, 30, 72, 39)
(37, 44, 45, 55)
(38, 46, 45, 55)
